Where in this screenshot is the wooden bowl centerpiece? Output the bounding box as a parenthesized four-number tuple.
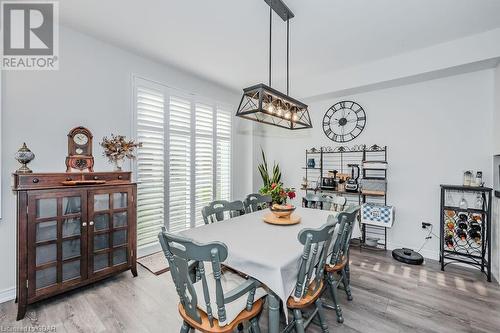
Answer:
(269, 203, 296, 218)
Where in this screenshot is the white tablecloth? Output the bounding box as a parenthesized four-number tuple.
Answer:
(180, 207, 361, 307)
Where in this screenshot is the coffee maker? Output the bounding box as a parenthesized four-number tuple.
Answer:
(321, 170, 337, 189)
(345, 164, 360, 192)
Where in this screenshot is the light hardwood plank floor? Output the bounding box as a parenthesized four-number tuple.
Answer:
(1, 248, 499, 333)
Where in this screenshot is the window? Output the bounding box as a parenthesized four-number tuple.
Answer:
(134, 77, 232, 247)
(135, 85, 165, 247)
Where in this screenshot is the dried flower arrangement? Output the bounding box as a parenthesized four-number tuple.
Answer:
(100, 134, 142, 170)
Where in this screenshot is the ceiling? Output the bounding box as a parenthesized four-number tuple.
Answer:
(59, 0, 500, 96)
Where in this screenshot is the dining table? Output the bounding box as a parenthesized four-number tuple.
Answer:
(180, 206, 361, 333)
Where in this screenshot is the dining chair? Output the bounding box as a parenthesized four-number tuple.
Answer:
(158, 228, 267, 333)
(202, 200, 245, 224)
(323, 195, 347, 212)
(243, 193, 272, 213)
(323, 206, 360, 323)
(302, 193, 324, 209)
(283, 220, 337, 333)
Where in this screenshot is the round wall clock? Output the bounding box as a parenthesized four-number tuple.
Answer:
(322, 101, 366, 143)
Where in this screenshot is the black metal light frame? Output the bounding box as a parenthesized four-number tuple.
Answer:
(235, 0, 312, 130)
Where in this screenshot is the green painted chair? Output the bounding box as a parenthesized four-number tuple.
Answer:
(202, 200, 245, 224)
(158, 228, 267, 333)
(283, 220, 337, 333)
(322, 195, 347, 212)
(302, 193, 325, 209)
(322, 206, 360, 323)
(243, 193, 272, 213)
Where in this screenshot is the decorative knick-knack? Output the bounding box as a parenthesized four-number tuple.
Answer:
(307, 158, 316, 168)
(15, 143, 35, 173)
(458, 195, 468, 210)
(463, 170, 473, 186)
(474, 193, 484, 210)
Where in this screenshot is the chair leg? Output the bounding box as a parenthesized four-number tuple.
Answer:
(250, 316, 261, 333)
(293, 309, 306, 333)
(341, 268, 353, 301)
(326, 274, 344, 323)
(180, 321, 191, 333)
(315, 299, 329, 333)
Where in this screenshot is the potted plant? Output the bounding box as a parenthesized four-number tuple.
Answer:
(101, 134, 142, 171)
(258, 148, 296, 206)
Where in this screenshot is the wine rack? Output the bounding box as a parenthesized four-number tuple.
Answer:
(439, 185, 492, 282)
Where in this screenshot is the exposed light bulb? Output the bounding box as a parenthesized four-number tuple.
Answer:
(292, 113, 298, 121)
(285, 112, 291, 120)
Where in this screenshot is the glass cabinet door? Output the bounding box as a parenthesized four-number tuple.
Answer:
(28, 190, 87, 297)
(88, 188, 132, 277)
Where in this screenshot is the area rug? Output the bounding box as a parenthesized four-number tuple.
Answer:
(137, 251, 169, 275)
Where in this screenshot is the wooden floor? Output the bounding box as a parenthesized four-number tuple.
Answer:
(1, 249, 499, 333)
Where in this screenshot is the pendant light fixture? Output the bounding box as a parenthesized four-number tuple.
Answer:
(235, 0, 312, 130)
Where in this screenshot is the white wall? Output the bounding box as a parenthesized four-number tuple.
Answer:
(0, 26, 251, 300)
(256, 70, 495, 262)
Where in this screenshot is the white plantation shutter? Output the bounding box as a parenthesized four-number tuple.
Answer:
(136, 86, 165, 247)
(134, 78, 232, 250)
(195, 103, 214, 226)
(168, 96, 192, 233)
(217, 108, 231, 201)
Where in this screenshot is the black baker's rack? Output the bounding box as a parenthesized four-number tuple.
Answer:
(439, 185, 492, 282)
(302, 144, 389, 249)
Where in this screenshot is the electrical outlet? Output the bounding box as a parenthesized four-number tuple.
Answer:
(421, 222, 431, 228)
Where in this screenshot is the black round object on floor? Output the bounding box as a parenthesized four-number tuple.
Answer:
(392, 248, 424, 265)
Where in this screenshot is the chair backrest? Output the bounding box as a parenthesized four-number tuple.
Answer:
(201, 200, 245, 225)
(243, 193, 272, 213)
(323, 195, 347, 212)
(292, 219, 337, 301)
(158, 229, 258, 327)
(302, 193, 324, 209)
(329, 205, 360, 266)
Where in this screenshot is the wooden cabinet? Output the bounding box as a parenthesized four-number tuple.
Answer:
(13, 172, 137, 320)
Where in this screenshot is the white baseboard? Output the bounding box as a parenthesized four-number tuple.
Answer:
(0, 286, 16, 304)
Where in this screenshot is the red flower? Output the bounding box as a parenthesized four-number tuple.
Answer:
(271, 183, 277, 189)
(288, 191, 296, 199)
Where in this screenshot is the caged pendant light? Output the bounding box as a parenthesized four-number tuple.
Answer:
(235, 0, 312, 130)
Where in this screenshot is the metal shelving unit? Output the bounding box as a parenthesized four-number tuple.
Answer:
(302, 144, 389, 249)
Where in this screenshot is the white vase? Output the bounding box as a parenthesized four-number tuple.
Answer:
(113, 159, 124, 171)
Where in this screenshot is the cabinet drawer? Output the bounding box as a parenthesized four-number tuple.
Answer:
(13, 172, 132, 190)
(82, 172, 131, 182)
(15, 174, 68, 189)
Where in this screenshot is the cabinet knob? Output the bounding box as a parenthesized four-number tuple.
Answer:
(66, 177, 72, 181)
(89, 221, 94, 226)
(118, 175, 123, 180)
(32, 178, 39, 183)
(82, 222, 87, 227)
(93, 176, 99, 180)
